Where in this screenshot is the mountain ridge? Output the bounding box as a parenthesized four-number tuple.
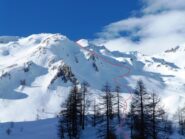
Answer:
(0, 33, 184, 123)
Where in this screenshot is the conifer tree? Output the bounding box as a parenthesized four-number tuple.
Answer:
(130, 80, 151, 139)
(129, 80, 172, 139)
(80, 81, 89, 130)
(58, 83, 81, 139)
(97, 82, 116, 139)
(148, 93, 166, 139)
(114, 85, 123, 124)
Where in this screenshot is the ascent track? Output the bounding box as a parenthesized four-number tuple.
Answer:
(76, 42, 133, 138)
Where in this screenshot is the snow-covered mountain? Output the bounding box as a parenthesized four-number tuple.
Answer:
(0, 33, 185, 138)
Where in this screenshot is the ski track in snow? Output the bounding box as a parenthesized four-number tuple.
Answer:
(76, 42, 132, 139)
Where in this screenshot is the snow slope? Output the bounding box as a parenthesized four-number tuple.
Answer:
(0, 33, 185, 138)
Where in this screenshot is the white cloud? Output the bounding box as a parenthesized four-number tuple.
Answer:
(142, 0, 185, 13)
(94, 0, 185, 55)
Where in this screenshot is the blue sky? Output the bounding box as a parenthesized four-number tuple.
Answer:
(0, 0, 140, 40)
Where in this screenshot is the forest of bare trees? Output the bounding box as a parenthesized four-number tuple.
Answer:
(57, 80, 174, 139)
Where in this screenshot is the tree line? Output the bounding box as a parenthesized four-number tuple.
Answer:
(57, 80, 174, 139)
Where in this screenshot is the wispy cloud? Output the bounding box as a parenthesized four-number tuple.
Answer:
(142, 0, 185, 13)
(94, 0, 185, 54)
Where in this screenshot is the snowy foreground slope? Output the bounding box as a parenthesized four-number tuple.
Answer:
(0, 33, 185, 138)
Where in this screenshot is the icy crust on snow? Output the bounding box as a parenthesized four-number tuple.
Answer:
(0, 33, 185, 123)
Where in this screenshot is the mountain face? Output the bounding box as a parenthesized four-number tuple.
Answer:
(0, 33, 184, 123)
